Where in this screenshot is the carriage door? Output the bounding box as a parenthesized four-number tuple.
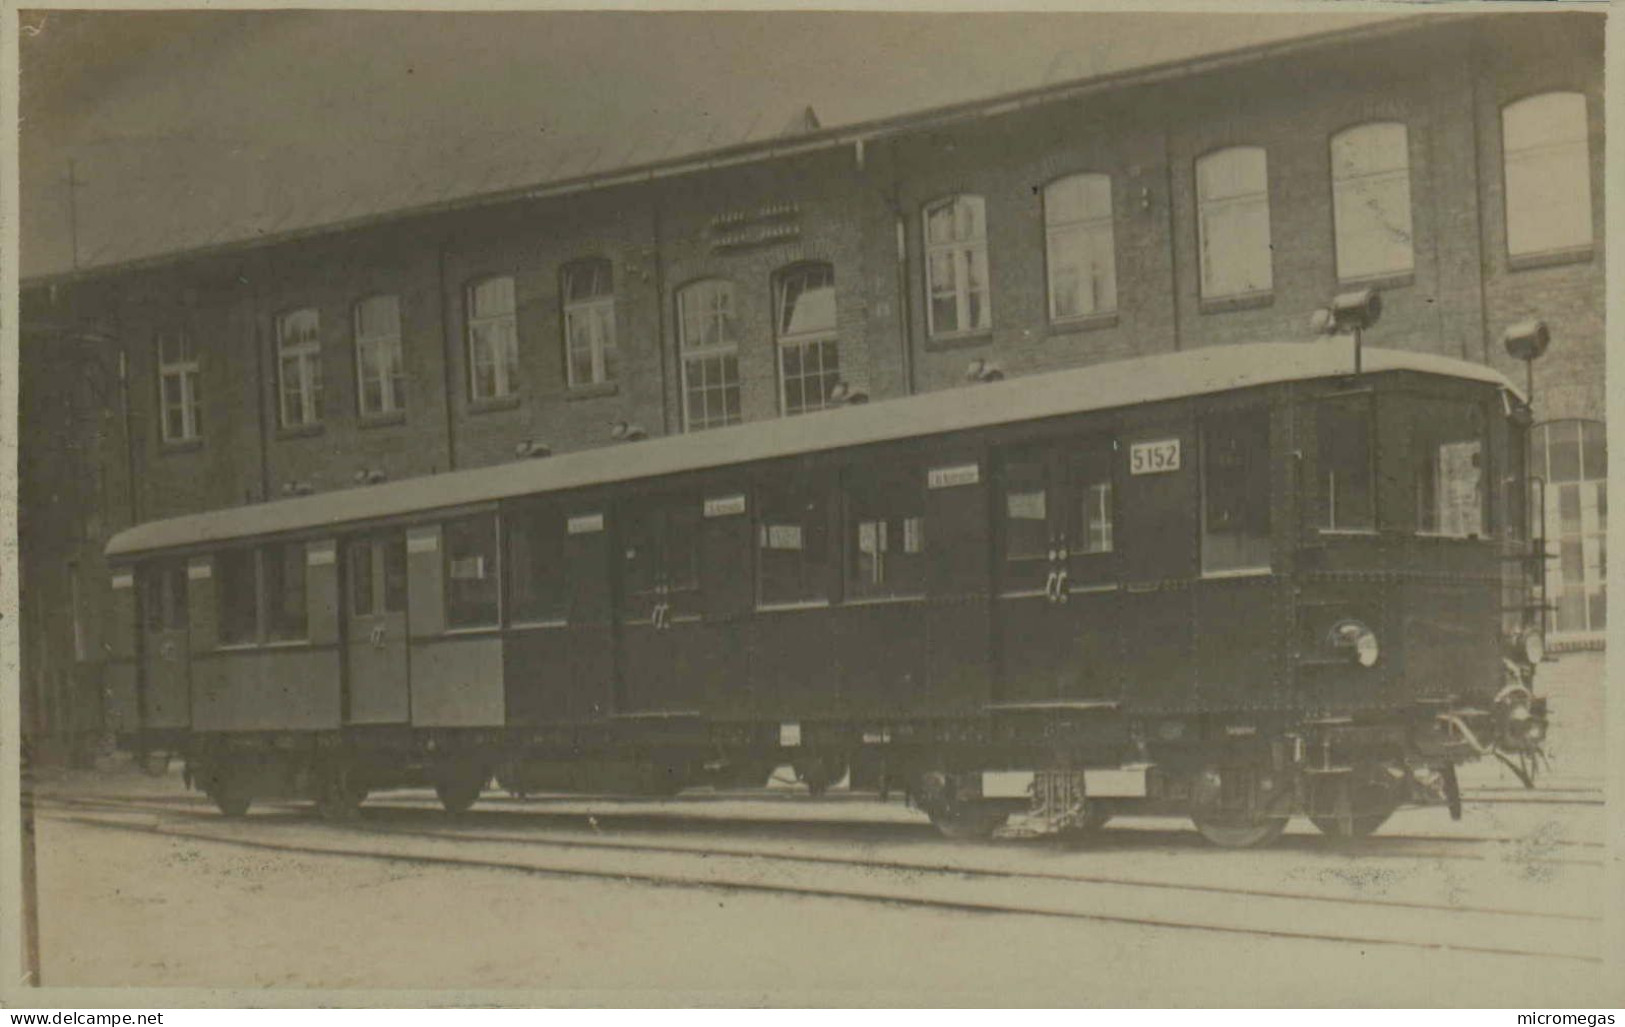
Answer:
(995, 437, 1120, 703)
(343, 531, 410, 724)
(618, 492, 708, 714)
(140, 560, 191, 729)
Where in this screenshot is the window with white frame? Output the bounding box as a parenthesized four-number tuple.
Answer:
(1532, 420, 1606, 637)
(563, 259, 617, 388)
(924, 195, 991, 336)
(156, 329, 201, 443)
(775, 263, 840, 416)
(1331, 122, 1414, 281)
(1044, 174, 1116, 321)
(275, 308, 323, 429)
(677, 279, 742, 432)
(1503, 92, 1593, 258)
(354, 295, 405, 417)
(467, 276, 519, 400)
(1196, 147, 1273, 299)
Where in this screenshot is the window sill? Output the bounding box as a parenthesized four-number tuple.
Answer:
(1337, 270, 1414, 292)
(1507, 245, 1594, 272)
(924, 329, 994, 352)
(441, 625, 502, 637)
(1316, 528, 1379, 537)
(1199, 292, 1274, 315)
(508, 618, 569, 631)
(756, 599, 833, 613)
(1200, 566, 1274, 580)
(358, 410, 407, 430)
(159, 437, 204, 455)
(1414, 532, 1493, 542)
(565, 382, 619, 401)
(842, 593, 927, 608)
(1048, 312, 1119, 337)
(275, 423, 324, 441)
(468, 394, 522, 415)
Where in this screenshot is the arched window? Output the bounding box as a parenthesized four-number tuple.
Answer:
(923, 195, 991, 336)
(1503, 92, 1593, 258)
(1195, 147, 1272, 299)
(466, 276, 518, 400)
(774, 263, 839, 416)
(354, 295, 405, 417)
(562, 259, 617, 388)
(1044, 174, 1116, 321)
(1330, 122, 1413, 281)
(275, 307, 323, 428)
(1532, 420, 1606, 637)
(677, 279, 741, 432)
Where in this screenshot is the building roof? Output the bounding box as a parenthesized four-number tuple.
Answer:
(22, 9, 1431, 285)
(104, 341, 1520, 560)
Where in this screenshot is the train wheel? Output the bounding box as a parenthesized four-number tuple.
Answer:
(209, 774, 252, 818)
(795, 757, 848, 798)
(434, 769, 487, 815)
(928, 803, 1010, 840)
(1056, 806, 1113, 845)
(1309, 811, 1392, 839)
(1309, 769, 1402, 841)
(1190, 768, 1291, 849)
(315, 766, 369, 822)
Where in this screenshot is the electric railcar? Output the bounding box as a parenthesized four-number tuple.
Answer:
(102, 341, 1550, 847)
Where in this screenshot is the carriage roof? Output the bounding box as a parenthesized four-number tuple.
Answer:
(105, 342, 1518, 559)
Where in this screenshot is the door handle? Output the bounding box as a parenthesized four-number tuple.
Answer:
(1043, 570, 1059, 604)
(369, 624, 387, 648)
(650, 602, 664, 630)
(1054, 569, 1070, 604)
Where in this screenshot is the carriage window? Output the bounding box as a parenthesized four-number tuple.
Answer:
(264, 542, 308, 641)
(1002, 457, 1050, 566)
(216, 550, 258, 645)
(846, 467, 926, 600)
(142, 562, 189, 632)
(445, 515, 500, 628)
(758, 479, 832, 605)
(1076, 480, 1113, 555)
(1202, 409, 1272, 573)
(350, 543, 375, 616)
(508, 508, 569, 624)
(1413, 403, 1485, 538)
(1316, 397, 1375, 531)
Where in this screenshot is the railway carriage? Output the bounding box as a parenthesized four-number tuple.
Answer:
(102, 341, 1550, 846)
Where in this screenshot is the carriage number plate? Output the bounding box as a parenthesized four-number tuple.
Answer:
(1129, 439, 1181, 475)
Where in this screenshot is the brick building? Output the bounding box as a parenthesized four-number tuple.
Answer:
(18, 11, 1605, 751)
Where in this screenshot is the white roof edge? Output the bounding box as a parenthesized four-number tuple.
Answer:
(104, 342, 1520, 560)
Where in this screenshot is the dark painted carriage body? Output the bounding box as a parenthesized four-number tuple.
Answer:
(102, 343, 1544, 838)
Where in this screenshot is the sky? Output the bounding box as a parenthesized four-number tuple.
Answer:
(19, 8, 1405, 279)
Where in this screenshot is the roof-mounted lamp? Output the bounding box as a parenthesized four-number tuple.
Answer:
(827, 380, 870, 405)
(514, 439, 553, 459)
(1309, 288, 1382, 375)
(1501, 319, 1550, 415)
(610, 421, 649, 442)
(352, 468, 389, 485)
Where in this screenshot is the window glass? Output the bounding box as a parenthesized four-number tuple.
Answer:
(1202, 409, 1272, 572)
(758, 478, 832, 605)
(142, 562, 189, 633)
(468, 277, 519, 400)
(264, 542, 308, 641)
(1002, 457, 1050, 567)
(276, 308, 323, 428)
(216, 550, 258, 645)
(924, 195, 991, 336)
(846, 465, 927, 600)
(157, 329, 201, 442)
(382, 537, 408, 614)
(508, 507, 569, 623)
(678, 280, 742, 431)
(354, 295, 405, 416)
(1412, 402, 1485, 538)
(1331, 123, 1414, 280)
(350, 542, 375, 616)
(1196, 147, 1272, 298)
(1503, 92, 1593, 256)
(1316, 396, 1375, 530)
(776, 264, 841, 416)
(445, 516, 500, 628)
(1045, 174, 1117, 320)
(563, 260, 617, 388)
(1533, 419, 1606, 634)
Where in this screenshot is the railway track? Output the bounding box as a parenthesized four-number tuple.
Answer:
(33, 792, 1602, 965)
